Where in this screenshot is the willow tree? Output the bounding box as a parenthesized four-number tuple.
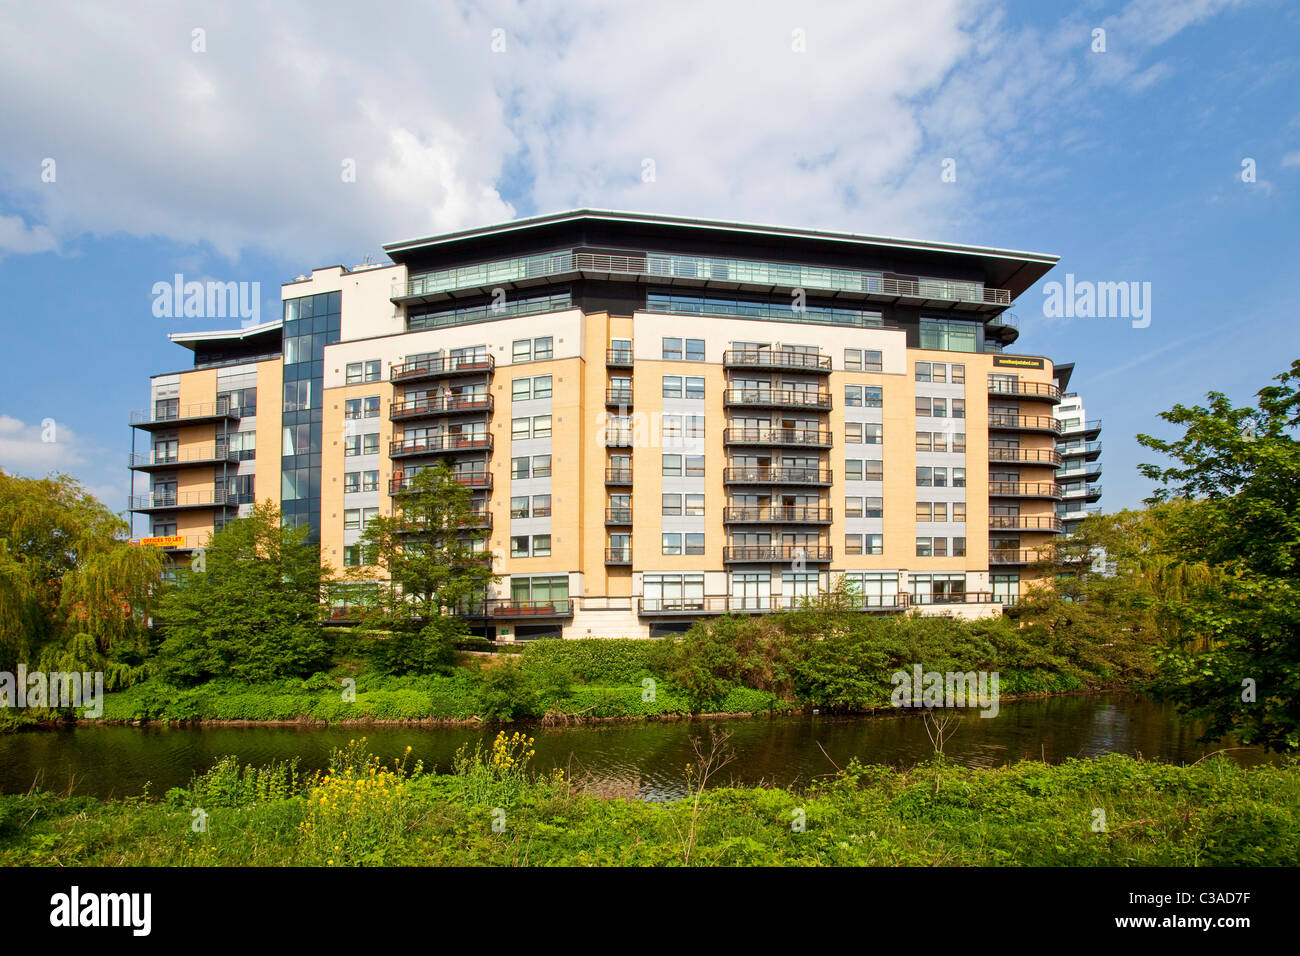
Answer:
(0, 471, 163, 682)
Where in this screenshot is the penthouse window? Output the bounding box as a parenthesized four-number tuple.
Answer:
(919, 317, 979, 353)
(649, 292, 883, 329)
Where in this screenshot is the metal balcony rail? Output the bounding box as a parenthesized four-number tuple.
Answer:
(389, 473, 490, 493)
(394, 510, 493, 532)
(988, 446, 1062, 465)
(723, 466, 833, 484)
(990, 312, 1019, 328)
(1060, 483, 1103, 498)
(604, 467, 634, 483)
(129, 399, 236, 426)
(988, 414, 1062, 433)
(989, 549, 1049, 564)
(130, 488, 233, 510)
(908, 591, 998, 605)
(723, 506, 833, 523)
(606, 348, 634, 366)
(988, 481, 1061, 498)
(723, 388, 832, 410)
(722, 349, 832, 371)
(390, 354, 495, 381)
(605, 387, 634, 405)
(989, 515, 1063, 532)
(723, 427, 833, 447)
(602, 429, 635, 447)
(389, 394, 493, 419)
(478, 598, 574, 618)
(723, 544, 832, 562)
(605, 508, 633, 524)
(129, 443, 237, 468)
(399, 250, 1011, 306)
(986, 379, 1061, 400)
(605, 548, 632, 564)
(1059, 419, 1103, 434)
(389, 434, 492, 456)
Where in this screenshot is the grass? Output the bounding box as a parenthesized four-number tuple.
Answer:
(1, 742, 1295, 867)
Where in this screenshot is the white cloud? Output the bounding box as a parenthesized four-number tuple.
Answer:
(0, 0, 1249, 263)
(1281, 151, 1300, 168)
(0, 414, 86, 474)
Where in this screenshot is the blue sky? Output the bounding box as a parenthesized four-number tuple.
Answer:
(1, 0, 1297, 518)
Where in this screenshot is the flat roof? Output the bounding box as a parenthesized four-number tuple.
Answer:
(167, 319, 283, 351)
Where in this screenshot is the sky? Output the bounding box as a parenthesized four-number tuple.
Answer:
(0, 0, 1297, 516)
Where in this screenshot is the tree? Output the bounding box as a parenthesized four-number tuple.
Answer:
(349, 462, 497, 628)
(0, 471, 162, 683)
(1136, 359, 1300, 750)
(153, 501, 332, 683)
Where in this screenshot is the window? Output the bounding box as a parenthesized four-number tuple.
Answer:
(845, 534, 863, 555)
(916, 362, 932, 383)
(865, 460, 883, 481)
(512, 418, 530, 440)
(920, 317, 978, 353)
(344, 509, 360, 531)
(663, 375, 682, 399)
(845, 460, 863, 481)
(685, 376, 705, 399)
(347, 361, 381, 383)
(662, 338, 704, 361)
(953, 433, 966, 453)
(845, 385, 863, 407)
(847, 349, 882, 372)
(933, 467, 948, 488)
(916, 432, 932, 453)
(363, 396, 380, 418)
(685, 493, 705, 516)
(915, 397, 931, 417)
(916, 538, 932, 557)
(953, 467, 966, 488)
(933, 502, 948, 521)
(662, 493, 682, 516)
(953, 503, 966, 522)
(845, 497, 863, 518)
(344, 472, 360, 493)
(845, 349, 862, 371)
(532, 534, 551, 557)
(864, 386, 882, 408)
(511, 496, 530, 519)
(933, 537, 948, 557)
(845, 422, 863, 443)
(532, 455, 552, 478)
(865, 534, 883, 555)
(931, 364, 948, 384)
(952, 399, 965, 419)
(662, 454, 682, 477)
(865, 497, 883, 518)
(511, 536, 530, 557)
(662, 533, 682, 555)
(685, 338, 705, 361)
(953, 537, 966, 557)
(533, 375, 552, 399)
(932, 432, 948, 453)
(362, 433, 379, 455)
(343, 545, 360, 567)
(344, 398, 362, 420)
(916, 502, 932, 522)
(532, 495, 551, 517)
(365, 360, 381, 382)
(950, 364, 965, 384)
(361, 507, 378, 528)
(533, 337, 553, 360)
(916, 467, 932, 487)
(686, 455, 706, 477)
(864, 423, 882, 445)
(511, 457, 530, 479)
(685, 533, 705, 555)
(343, 435, 361, 457)
(662, 338, 683, 361)
(512, 340, 531, 363)
(512, 378, 531, 401)
(532, 415, 552, 438)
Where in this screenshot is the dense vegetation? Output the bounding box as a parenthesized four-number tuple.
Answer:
(2, 740, 1295, 866)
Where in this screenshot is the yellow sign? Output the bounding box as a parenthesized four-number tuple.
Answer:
(136, 535, 186, 547)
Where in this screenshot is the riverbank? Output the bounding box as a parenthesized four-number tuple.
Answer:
(3, 746, 1296, 866)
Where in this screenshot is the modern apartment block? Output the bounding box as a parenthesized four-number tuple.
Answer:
(129, 209, 1071, 638)
(1051, 365, 1103, 532)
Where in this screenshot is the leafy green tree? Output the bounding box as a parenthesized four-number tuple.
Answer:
(1137, 359, 1300, 750)
(350, 462, 497, 630)
(364, 618, 458, 676)
(0, 471, 162, 683)
(153, 501, 332, 683)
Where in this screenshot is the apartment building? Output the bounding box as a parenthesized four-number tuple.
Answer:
(1050, 367, 1103, 532)
(129, 209, 1069, 638)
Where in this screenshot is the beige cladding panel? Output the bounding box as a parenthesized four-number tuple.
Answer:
(253, 358, 283, 506)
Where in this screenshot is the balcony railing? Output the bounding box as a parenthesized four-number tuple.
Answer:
(723, 466, 833, 485)
(478, 598, 574, 619)
(604, 547, 632, 565)
(1058, 464, 1103, 481)
(389, 434, 492, 457)
(605, 508, 633, 525)
(390, 354, 494, 382)
(389, 473, 491, 494)
(129, 400, 238, 428)
(605, 387, 633, 406)
(1059, 419, 1103, 437)
(130, 488, 235, 511)
(389, 394, 493, 420)
(606, 348, 634, 367)
(723, 349, 832, 372)
(988, 446, 1062, 465)
(129, 443, 237, 470)
(723, 544, 832, 562)
(908, 591, 999, 606)
(602, 429, 635, 447)
(723, 506, 832, 524)
(988, 414, 1062, 434)
(637, 594, 908, 615)
(987, 379, 1062, 401)
(988, 481, 1061, 499)
(397, 249, 1011, 307)
(1058, 440, 1102, 460)
(724, 388, 832, 411)
(989, 515, 1063, 532)
(605, 467, 634, 484)
(989, 549, 1049, 565)
(723, 427, 833, 448)
(1060, 483, 1103, 500)
(394, 510, 493, 532)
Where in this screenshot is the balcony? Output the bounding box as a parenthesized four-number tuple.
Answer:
(129, 443, 238, 471)
(389, 434, 493, 458)
(988, 481, 1061, 499)
(389, 394, 493, 421)
(723, 349, 832, 373)
(723, 427, 833, 449)
(989, 549, 1049, 566)
(390, 354, 494, 384)
(908, 591, 999, 606)
(637, 593, 908, 615)
(605, 387, 633, 407)
(723, 506, 832, 525)
(605, 507, 633, 525)
(988, 446, 1062, 466)
(724, 388, 832, 411)
(988, 414, 1062, 435)
(129, 400, 238, 431)
(723, 466, 833, 486)
(1059, 419, 1103, 440)
(477, 598, 574, 619)
(1058, 440, 1102, 461)
(394, 510, 492, 532)
(389, 473, 491, 494)
(989, 515, 1062, 533)
(1059, 506, 1102, 523)
(606, 348, 634, 368)
(987, 379, 1062, 402)
(602, 428, 635, 448)
(395, 249, 1012, 311)
(723, 544, 832, 563)
(605, 547, 632, 566)
(1058, 463, 1103, 482)
(1060, 483, 1103, 502)
(130, 488, 236, 513)
(605, 467, 633, 485)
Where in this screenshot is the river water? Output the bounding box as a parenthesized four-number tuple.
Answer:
(0, 692, 1271, 802)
